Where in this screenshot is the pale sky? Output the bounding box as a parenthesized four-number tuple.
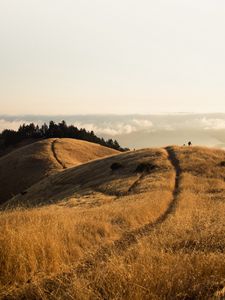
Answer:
(0, 0, 224, 115)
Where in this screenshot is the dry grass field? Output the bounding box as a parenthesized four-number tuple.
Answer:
(0, 138, 118, 204)
(0, 145, 225, 299)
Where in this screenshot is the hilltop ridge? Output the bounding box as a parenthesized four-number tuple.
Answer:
(0, 138, 118, 204)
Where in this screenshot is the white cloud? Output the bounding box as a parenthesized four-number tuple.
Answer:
(74, 119, 154, 136)
(75, 122, 137, 136)
(0, 119, 42, 132)
(199, 118, 225, 130)
(0, 119, 27, 132)
(1, 116, 225, 139)
(132, 119, 153, 129)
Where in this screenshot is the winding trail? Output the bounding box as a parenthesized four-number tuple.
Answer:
(7, 147, 182, 298)
(166, 146, 182, 201)
(51, 139, 66, 169)
(75, 147, 182, 275)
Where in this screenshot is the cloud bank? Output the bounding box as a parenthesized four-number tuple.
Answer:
(1, 114, 225, 148)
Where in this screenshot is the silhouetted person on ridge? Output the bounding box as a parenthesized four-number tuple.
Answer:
(188, 141, 192, 146)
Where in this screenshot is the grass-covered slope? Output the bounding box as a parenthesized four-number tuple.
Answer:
(0, 138, 118, 204)
(0, 146, 225, 299)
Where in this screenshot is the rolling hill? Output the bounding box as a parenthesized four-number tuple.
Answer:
(0, 138, 119, 204)
(0, 146, 225, 299)
(3, 147, 173, 209)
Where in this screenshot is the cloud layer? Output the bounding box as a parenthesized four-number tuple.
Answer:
(1, 115, 225, 135)
(1, 114, 225, 149)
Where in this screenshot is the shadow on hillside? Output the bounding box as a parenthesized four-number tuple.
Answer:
(2, 149, 171, 210)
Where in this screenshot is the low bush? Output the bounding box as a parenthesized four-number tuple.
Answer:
(110, 162, 123, 171)
(135, 162, 156, 173)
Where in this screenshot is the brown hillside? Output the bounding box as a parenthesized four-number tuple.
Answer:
(0, 138, 118, 204)
(4, 148, 172, 209)
(50, 138, 119, 168)
(0, 138, 37, 158)
(0, 146, 225, 299)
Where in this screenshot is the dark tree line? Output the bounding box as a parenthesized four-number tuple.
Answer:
(0, 121, 129, 152)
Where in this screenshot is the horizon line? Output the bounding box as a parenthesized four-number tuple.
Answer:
(2, 112, 225, 117)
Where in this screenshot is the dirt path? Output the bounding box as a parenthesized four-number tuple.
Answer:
(76, 147, 182, 274)
(51, 139, 66, 169)
(5, 147, 182, 298)
(165, 146, 181, 201)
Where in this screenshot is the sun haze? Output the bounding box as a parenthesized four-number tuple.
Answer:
(0, 0, 224, 114)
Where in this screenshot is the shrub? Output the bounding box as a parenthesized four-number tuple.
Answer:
(135, 162, 156, 173)
(110, 162, 123, 171)
(20, 191, 28, 196)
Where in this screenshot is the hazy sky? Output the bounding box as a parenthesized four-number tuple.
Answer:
(0, 0, 224, 115)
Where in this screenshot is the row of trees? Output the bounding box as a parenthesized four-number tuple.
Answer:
(0, 121, 128, 152)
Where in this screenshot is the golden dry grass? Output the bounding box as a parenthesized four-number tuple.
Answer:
(0, 138, 118, 204)
(53, 138, 119, 168)
(82, 147, 225, 300)
(0, 146, 225, 299)
(4, 148, 170, 208)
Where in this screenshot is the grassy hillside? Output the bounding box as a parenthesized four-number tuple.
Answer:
(0, 146, 225, 299)
(50, 138, 119, 168)
(0, 138, 37, 158)
(0, 138, 118, 204)
(3, 148, 171, 209)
